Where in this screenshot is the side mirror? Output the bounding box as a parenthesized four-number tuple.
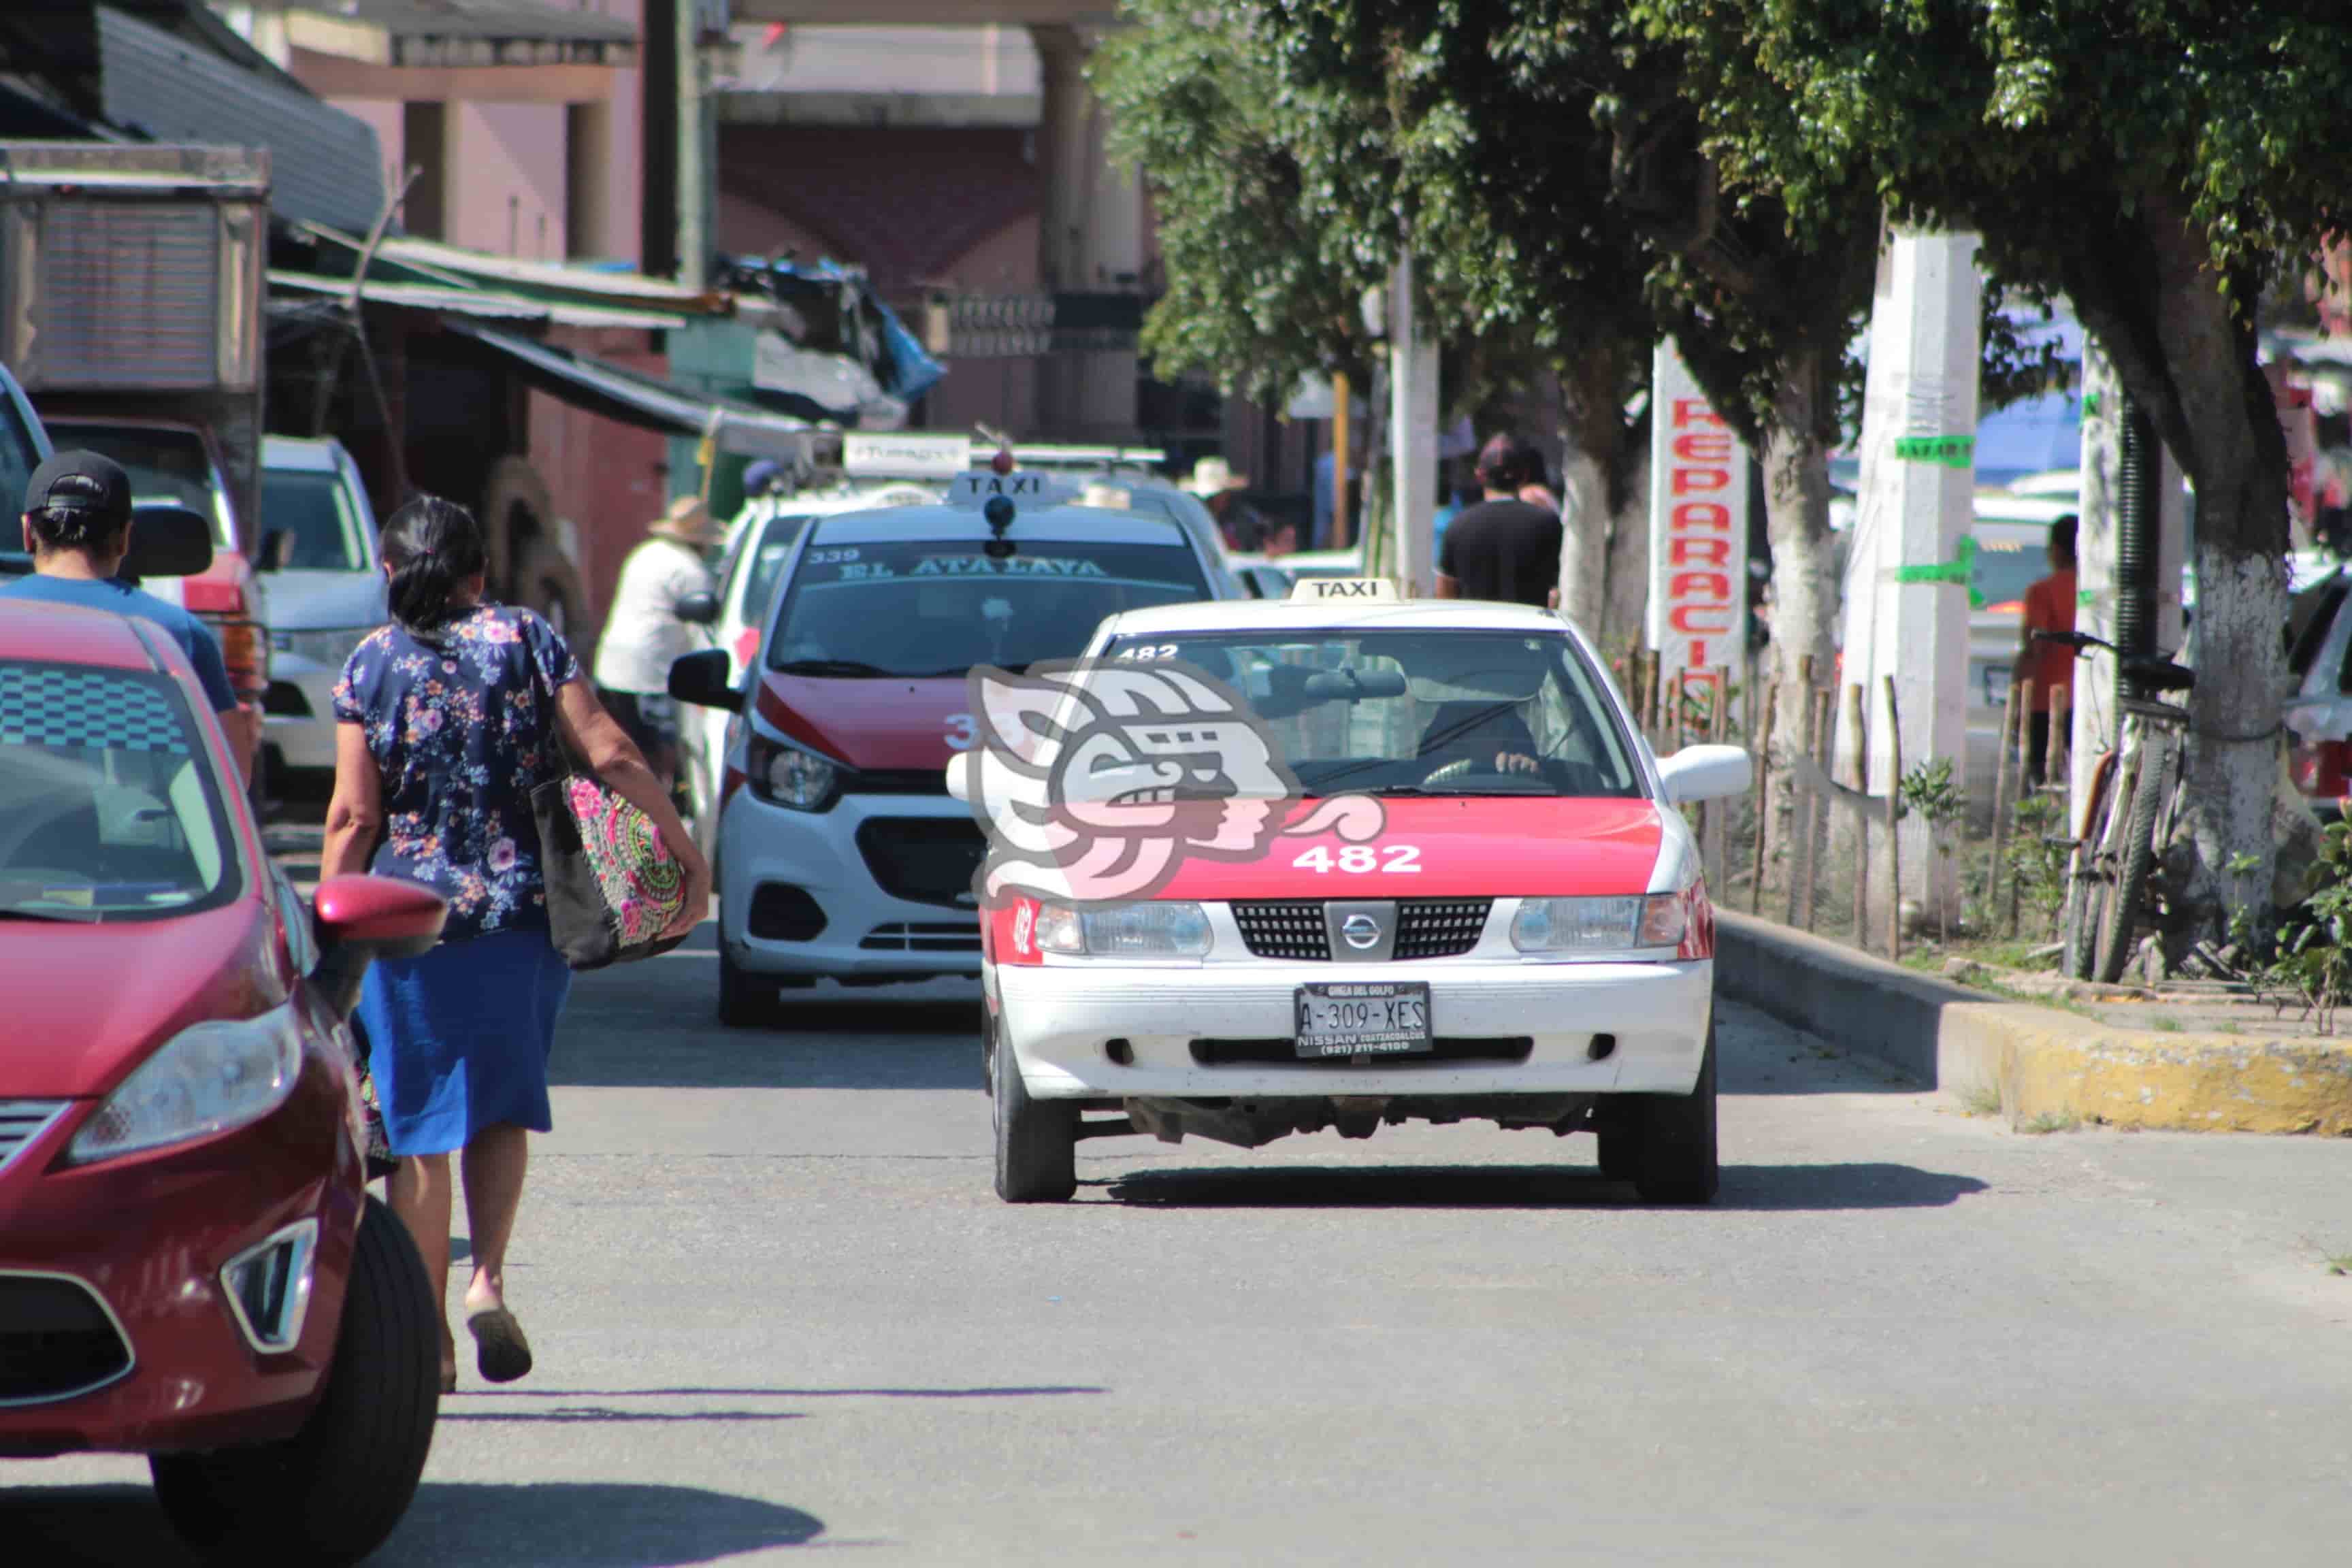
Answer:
(259, 528, 295, 572)
(675, 588, 720, 626)
(1658, 743, 1752, 806)
(310, 875, 448, 1017)
(945, 751, 973, 804)
(1238, 566, 1293, 600)
(668, 646, 743, 709)
(123, 505, 214, 578)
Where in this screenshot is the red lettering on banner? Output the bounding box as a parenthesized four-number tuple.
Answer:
(1671, 537, 1732, 567)
(1673, 431, 1733, 465)
(1669, 571, 1733, 602)
(1669, 605, 1735, 635)
(1672, 468, 1730, 497)
(1673, 399, 1727, 430)
(1671, 502, 1732, 532)
(1689, 641, 1710, 668)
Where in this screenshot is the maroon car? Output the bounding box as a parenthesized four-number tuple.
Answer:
(0, 597, 447, 1565)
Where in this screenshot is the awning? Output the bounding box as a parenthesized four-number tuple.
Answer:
(270, 270, 690, 331)
(94, 6, 386, 233)
(445, 322, 817, 461)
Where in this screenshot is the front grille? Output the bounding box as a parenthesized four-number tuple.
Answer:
(0, 1275, 131, 1404)
(748, 883, 826, 941)
(860, 921, 981, 953)
(848, 770, 951, 796)
(1230, 900, 1495, 962)
(1188, 1037, 1533, 1066)
(1232, 900, 1328, 960)
(0, 1101, 67, 1177)
(856, 819, 985, 909)
(1394, 900, 1492, 960)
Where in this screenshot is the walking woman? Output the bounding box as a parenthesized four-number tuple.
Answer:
(322, 496, 709, 1392)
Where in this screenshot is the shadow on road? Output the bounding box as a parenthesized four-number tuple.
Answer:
(1100, 1162, 1987, 1211)
(455, 1385, 1106, 1401)
(0, 1481, 826, 1566)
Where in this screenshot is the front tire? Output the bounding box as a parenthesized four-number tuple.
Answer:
(719, 947, 776, 1028)
(152, 1196, 439, 1567)
(1633, 1026, 1718, 1205)
(990, 1002, 1075, 1203)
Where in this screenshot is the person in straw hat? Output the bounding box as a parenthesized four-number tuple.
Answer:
(593, 493, 721, 789)
(1183, 455, 1289, 554)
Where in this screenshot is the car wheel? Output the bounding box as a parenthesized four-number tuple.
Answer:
(151, 1195, 439, 1567)
(719, 947, 776, 1028)
(1633, 1025, 1718, 1205)
(1595, 1111, 1642, 1181)
(990, 1000, 1075, 1203)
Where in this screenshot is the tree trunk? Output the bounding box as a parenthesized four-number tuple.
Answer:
(1554, 346, 1637, 639)
(1601, 461, 1652, 655)
(1757, 349, 1842, 859)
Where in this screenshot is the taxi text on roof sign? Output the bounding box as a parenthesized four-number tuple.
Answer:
(947, 471, 1077, 508)
(1289, 576, 1400, 602)
(1645, 342, 1751, 695)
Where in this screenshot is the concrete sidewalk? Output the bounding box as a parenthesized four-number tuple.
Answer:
(1716, 911, 2352, 1135)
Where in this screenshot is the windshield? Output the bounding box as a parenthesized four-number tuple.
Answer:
(50, 425, 233, 546)
(261, 467, 370, 572)
(0, 393, 38, 531)
(736, 513, 817, 628)
(1972, 532, 2049, 612)
(1096, 630, 1644, 798)
(0, 660, 240, 921)
(768, 535, 1209, 677)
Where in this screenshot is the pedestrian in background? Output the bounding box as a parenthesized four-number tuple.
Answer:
(1435, 434, 1563, 606)
(323, 496, 708, 1392)
(2014, 514, 2079, 787)
(594, 495, 720, 791)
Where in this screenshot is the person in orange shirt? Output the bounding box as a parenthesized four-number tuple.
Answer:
(2014, 514, 2078, 787)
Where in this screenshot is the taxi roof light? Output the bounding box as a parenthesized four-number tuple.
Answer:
(1289, 576, 1401, 602)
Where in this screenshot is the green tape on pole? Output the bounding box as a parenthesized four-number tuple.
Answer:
(1891, 534, 1986, 608)
(1892, 434, 1976, 468)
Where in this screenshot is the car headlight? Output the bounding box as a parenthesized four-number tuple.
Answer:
(1510, 893, 1687, 954)
(746, 730, 844, 811)
(68, 1000, 304, 1164)
(1034, 900, 1213, 957)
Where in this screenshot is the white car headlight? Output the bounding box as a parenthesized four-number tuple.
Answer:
(1034, 900, 1213, 957)
(69, 1001, 304, 1164)
(1510, 893, 1687, 954)
(746, 730, 843, 811)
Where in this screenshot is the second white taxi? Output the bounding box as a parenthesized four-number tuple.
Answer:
(952, 581, 1751, 1205)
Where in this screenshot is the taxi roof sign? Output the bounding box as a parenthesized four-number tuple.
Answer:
(1289, 576, 1400, 602)
(946, 470, 1079, 508)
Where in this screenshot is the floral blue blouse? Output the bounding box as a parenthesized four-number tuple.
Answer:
(333, 604, 579, 943)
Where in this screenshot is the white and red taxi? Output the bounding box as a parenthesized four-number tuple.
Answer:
(954, 582, 1752, 1205)
(668, 477, 1237, 1022)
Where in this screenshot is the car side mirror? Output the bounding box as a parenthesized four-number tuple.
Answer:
(259, 528, 295, 573)
(945, 752, 972, 804)
(123, 504, 214, 578)
(310, 875, 448, 1017)
(668, 647, 743, 709)
(675, 589, 721, 626)
(1238, 566, 1292, 600)
(1658, 744, 1752, 806)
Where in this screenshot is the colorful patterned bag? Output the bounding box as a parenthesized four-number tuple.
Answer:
(529, 761, 691, 970)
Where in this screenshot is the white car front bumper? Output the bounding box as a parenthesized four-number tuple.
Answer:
(719, 788, 983, 978)
(261, 651, 345, 772)
(998, 951, 1712, 1100)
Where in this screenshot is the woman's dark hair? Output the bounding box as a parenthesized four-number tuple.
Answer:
(382, 494, 488, 632)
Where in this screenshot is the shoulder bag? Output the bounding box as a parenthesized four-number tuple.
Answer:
(529, 737, 692, 970)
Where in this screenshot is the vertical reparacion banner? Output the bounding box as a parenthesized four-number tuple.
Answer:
(1646, 342, 1752, 691)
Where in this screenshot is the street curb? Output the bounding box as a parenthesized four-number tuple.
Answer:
(1716, 911, 2352, 1135)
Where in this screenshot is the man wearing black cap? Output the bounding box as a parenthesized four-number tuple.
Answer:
(1435, 434, 1562, 606)
(3, 450, 248, 774)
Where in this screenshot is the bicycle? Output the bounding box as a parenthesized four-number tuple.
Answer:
(2029, 629, 2196, 983)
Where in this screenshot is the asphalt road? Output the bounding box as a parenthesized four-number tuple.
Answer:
(9, 925, 2352, 1567)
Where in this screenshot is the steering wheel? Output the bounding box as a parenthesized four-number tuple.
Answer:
(1418, 759, 1547, 790)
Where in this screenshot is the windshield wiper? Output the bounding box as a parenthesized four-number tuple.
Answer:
(772, 657, 899, 679)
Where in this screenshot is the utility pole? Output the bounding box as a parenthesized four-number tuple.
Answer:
(1388, 254, 1438, 596)
(677, 0, 712, 293)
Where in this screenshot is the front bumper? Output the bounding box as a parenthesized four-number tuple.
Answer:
(0, 1047, 363, 1458)
(998, 954, 1712, 1100)
(261, 654, 343, 772)
(719, 789, 982, 979)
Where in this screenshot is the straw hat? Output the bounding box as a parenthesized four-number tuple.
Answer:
(651, 494, 720, 543)
(1181, 456, 1249, 498)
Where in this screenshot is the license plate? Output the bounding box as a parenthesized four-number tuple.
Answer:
(1294, 982, 1433, 1058)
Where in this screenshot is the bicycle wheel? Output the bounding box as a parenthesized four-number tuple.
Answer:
(2093, 728, 2171, 984)
(2061, 753, 2123, 981)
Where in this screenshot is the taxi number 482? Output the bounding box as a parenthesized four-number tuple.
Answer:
(1292, 845, 1421, 874)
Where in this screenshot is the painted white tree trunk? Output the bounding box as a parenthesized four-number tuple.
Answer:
(1601, 463, 1652, 655)
(1556, 450, 1611, 634)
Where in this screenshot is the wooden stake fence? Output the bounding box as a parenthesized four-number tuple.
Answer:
(1846, 683, 1869, 949)
(1884, 676, 1904, 961)
(1746, 679, 1778, 915)
(1986, 683, 2019, 934)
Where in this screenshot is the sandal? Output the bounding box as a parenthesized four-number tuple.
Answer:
(466, 1305, 534, 1384)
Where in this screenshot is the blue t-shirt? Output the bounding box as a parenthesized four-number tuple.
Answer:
(333, 604, 581, 943)
(0, 574, 239, 713)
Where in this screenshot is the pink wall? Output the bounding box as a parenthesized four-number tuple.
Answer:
(446, 102, 569, 261)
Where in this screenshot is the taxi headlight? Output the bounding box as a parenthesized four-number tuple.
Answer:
(747, 731, 842, 811)
(1510, 894, 1686, 953)
(68, 1002, 304, 1164)
(1034, 900, 1213, 957)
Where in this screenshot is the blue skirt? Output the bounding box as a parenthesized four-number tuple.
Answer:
(357, 926, 573, 1157)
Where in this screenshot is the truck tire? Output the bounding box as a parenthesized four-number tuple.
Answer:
(1633, 1026, 1718, 1205)
(990, 1002, 1075, 1203)
(151, 1196, 439, 1567)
